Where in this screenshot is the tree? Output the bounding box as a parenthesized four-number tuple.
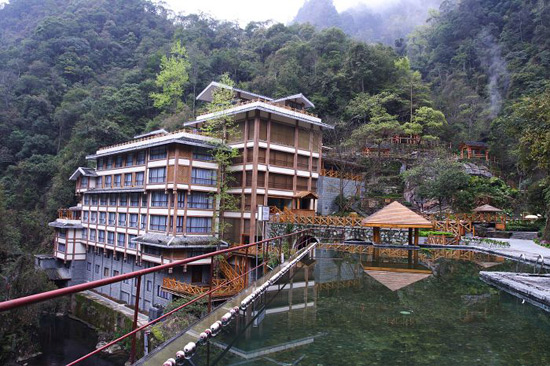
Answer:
(200, 74, 241, 241)
(150, 41, 191, 113)
(402, 158, 470, 213)
(404, 106, 447, 142)
(345, 92, 403, 158)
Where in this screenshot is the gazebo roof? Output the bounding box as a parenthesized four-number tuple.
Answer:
(473, 204, 502, 213)
(362, 201, 433, 229)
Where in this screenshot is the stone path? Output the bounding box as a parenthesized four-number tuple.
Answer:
(468, 238, 550, 267)
(81, 290, 149, 327)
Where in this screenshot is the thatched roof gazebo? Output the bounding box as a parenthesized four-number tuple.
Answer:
(362, 201, 433, 245)
(473, 204, 502, 213)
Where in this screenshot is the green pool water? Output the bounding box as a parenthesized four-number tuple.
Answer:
(190, 248, 550, 365)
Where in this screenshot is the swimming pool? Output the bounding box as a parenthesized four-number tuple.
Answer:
(149, 247, 550, 365)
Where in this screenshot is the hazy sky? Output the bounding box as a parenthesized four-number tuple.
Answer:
(162, 0, 400, 25)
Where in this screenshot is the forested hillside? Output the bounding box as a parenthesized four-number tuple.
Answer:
(0, 0, 549, 359)
(408, 0, 550, 236)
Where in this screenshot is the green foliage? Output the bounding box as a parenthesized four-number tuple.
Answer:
(402, 157, 470, 211)
(150, 41, 191, 112)
(419, 230, 455, 238)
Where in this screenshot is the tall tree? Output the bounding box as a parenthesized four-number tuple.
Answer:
(150, 41, 191, 113)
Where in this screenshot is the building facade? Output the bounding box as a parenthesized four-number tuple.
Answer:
(46, 82, 332, 308)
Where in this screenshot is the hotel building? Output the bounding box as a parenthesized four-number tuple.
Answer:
(45, 82, 332, 308)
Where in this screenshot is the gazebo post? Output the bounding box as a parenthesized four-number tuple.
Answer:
(414, 228, 419, 246)
(408, 228, 413, 246)
(373, 227, 381, 244)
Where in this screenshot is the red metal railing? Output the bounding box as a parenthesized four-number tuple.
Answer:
(0, 229, 311, 365)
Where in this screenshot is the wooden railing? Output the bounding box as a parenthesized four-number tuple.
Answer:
(271, 208, 363, 227)
(320, 168, 362, 181)
(58, 208, 76, 220)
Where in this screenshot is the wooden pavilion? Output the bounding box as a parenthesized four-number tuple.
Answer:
(460, 141, 489, 161)
(473, 204, 506, 230)
(362, 201, 433, 245)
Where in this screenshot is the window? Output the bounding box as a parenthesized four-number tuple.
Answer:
(84, 195, 90, 205)
(150, 215, 167, 231)
(104, 267, 109, 277)
(135, 172, 144, 186)
(117, 233, 126, 247)
(147, 280, 152, 292)
(157, 285, 170, 299)
(128, 234, 137, 249)
(82, 230, 88, 239)
(87, 262, 91, 271)
(105, 175, 112, 187)
(99, 212, 106, 224)
(191, 168, 216, 185)
(137, 151, 145, 164)
(83, 211, 89, 222)
(149, 146, 167, 160)
(186, 217, 212, 233)
(95, 264, 100, 274)
(193, 149, 214, 161)
(149, 167, 166, 183)
(130, 193, 139, 207)
(118, 213, 127, 227)
(113, 270, 120, 277)
(126, 154, 133, 167)
(81, 176, 89, 188)
(96, 176, 103, 188)
(89, 229, 96, 241)
(177, 193, 185, 208)
(176, 216, 184, 233)
(90, 212, 97, 223)
(140, 214, 147, 230)
(106, 157, 113, 169)
(124, 173, 132, 187)
(114, 174, 121, 187)
(91, 195, 98, 205)
(98, 230, 105, 243)
(108, 212, 116, 225)
(97, 158, 103, 170)
(58, 229, 66, 238)
(129, 214, 138, 228)
(109, 194, 116, 205)
(142, 194, 148, 206)
(115, 155, 123, 168)
(144, 246, 161, 255)
(100, 194, 107, 206)
(188, 192, 213, 209)
(107, 231, 115, 245)
(151, 191, 168, 207)
(119, 194, 127, 206)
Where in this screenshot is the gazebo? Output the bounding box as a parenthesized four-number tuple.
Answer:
(460, 141, 489, 161)
(362, 201, 433, 245)
(472, 204, 506, 230)
(473, 204, 502, 213)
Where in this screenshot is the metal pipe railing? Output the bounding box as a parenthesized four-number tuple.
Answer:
(0, 229, 311, 365)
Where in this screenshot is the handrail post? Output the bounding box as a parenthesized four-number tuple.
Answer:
(208, 257, 214, 313)
(130, 274, 142, 363)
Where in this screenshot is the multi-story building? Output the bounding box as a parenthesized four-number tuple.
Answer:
(45, 82, 332, 308)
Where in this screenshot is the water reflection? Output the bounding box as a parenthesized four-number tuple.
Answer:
(186, 248, 550, 366)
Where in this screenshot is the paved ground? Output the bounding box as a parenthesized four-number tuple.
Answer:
(81, 290, 149, 326)
(469, 238, 550, 267)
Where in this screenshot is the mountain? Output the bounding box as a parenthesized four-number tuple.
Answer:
(292, 0, 443, 45)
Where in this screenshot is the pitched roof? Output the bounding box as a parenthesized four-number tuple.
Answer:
(69, 167, 98, 181)
(196, 81, 273, 102)
(362, 201, 433, 228)
(461, 141, 488, 148)
(473, 204, 502, 212)
(272, 93, 315, 109)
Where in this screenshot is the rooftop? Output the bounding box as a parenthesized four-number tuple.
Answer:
(133, 233, 228, 249)
(362, 201, 433, 228)
(473, 204, 502, 213)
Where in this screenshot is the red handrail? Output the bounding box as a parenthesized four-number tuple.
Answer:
(0, 229, 311, 364)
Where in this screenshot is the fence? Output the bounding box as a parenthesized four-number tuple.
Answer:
(0, 229, 312, 365)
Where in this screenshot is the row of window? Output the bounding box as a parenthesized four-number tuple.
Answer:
(96, 147, 215, 171)
(82, 191, 214, 209)
(82, 215, 212, 234)
(83, 230, 137, 248)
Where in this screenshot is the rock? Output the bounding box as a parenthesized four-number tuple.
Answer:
(461, 293, 493, 305)
(96, 341, 123, 355)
